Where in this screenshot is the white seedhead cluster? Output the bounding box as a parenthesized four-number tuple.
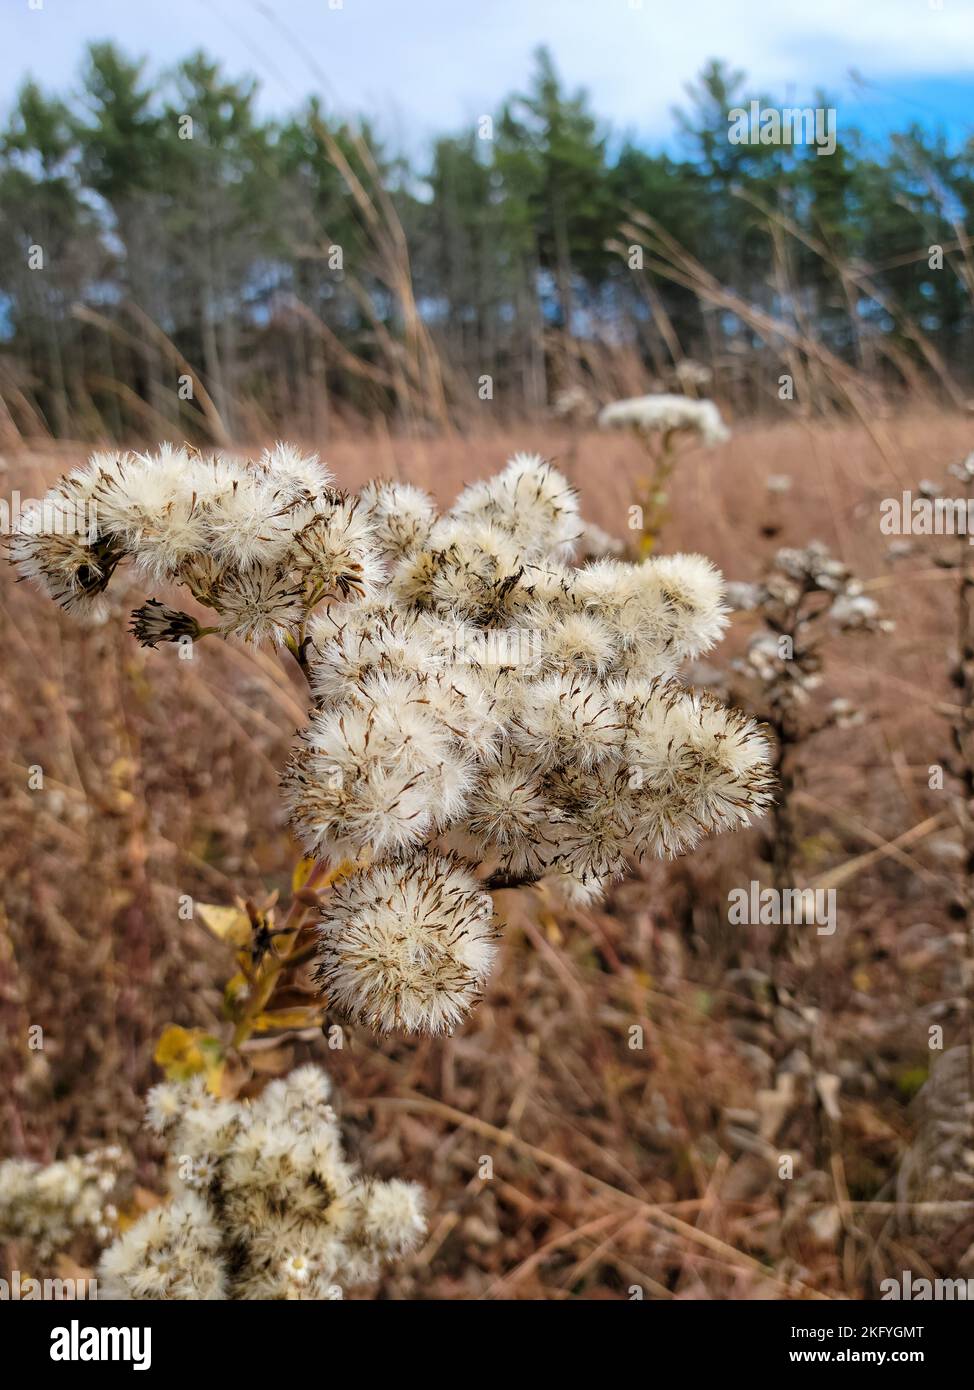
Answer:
(10, 442, 378, 634)
(14, 446, 774, 1034)
(98, 1067, 425, 1300)
(598, 393, 730, 446)
(0, 1148, 121, 1259)
(729, 541, 891, 715)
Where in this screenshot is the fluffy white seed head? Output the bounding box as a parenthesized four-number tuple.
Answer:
(307, 601, 439, 703)
(598, 393, 730, 447)
(459, 751, 554, 877)
(215, 565, 306, 644)
(646, 553, 730, 659)
(291, 495, 382, 600)
(359, 479, 437, 562)
(448, 453, 581, 560)
(97, 1066, 425, 1300)
(512, 672, 627, 770)
(535, 607, 619, 676)
(0, 1149, 122, 1260)
(350, 1179, 427, 1255)
(315, 852, 498, 1034)
(15, 447, 772, 1039)
(11, 445, 364, 647)
(284, 695, 476, 865)
(626, 684, 775, 856)
(98, 1192, 226, 1301)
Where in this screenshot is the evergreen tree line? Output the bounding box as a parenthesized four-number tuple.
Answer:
(1, 42, 971, 443)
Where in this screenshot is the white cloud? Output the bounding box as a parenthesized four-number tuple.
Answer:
(1, 0, 971, 145)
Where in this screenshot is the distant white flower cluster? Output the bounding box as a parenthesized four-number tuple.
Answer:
(731, 541, 891, 713)
(0, 1148, 121, 1259)
(98, 1066, 425, 1300)
(551, 384, 596, 421)
(597, 393, 730, 447)
(15, 447, 773, 1035)
(673, 359, 713, 389)
(948, 449, 974, 485)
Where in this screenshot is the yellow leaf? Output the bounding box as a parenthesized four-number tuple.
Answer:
(154, 1024, 224, 1082)
(223, 971, 250, 1008)
(197, 1033, 225, 1085)
(252, 1006, 325, 1032)
(291, 856, 318, 893)
(204, 1059, 227, 1096)
(155, 1024, 200, 1069)
(540, 911, 563, 945)
(196, 902, 251, 948)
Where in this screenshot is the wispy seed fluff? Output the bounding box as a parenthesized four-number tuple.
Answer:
(14, 447, 773, 1038)
(283, 454, 773, 1035)
(98, 1067, 425, 1300)
(315, 852, 498, 1034)
(10, 443, 377, 640)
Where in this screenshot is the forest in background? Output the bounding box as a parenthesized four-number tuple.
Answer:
(1, 41, 973, 443)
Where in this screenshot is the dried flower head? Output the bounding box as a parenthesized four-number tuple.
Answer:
(732, 541, 891, 718)
(285, 460, 771, 1031)
(98, 1067, 425, 1300)
(359, 479, 437, 563)
(0, 1148, 122, 1259)
(948, 450, 974, 485)
(17, 446, 773, 1037)
(129, 599, 202, 648)
(315, 852, 498, 1034)
(598, 393, 730, 447)
(11, 443, 374, 647)
(551, 383, 597, 423)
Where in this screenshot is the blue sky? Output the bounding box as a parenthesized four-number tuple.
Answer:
(1, 0, 972, 157)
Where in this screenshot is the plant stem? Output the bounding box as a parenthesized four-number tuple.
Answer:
(230, 858, 334, 1050)
(636, 429, 677, 557)
(283, 628, 313, 684)
(951, 535, 974, 1100)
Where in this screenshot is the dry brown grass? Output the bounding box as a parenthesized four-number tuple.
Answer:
(2, 407, 972, 1298)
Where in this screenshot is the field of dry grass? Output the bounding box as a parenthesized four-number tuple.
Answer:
(2, 407, 973, 1299)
